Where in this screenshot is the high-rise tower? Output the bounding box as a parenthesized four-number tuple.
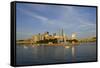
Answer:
(72, 33, 76, 40)
(61, 28, 64, 37)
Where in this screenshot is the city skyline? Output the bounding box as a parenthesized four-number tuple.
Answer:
(16, 3, 96, 40)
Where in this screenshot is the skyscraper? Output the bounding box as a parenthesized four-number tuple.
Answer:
(72, 33, 76, 40)
(61, 28, 64, 37)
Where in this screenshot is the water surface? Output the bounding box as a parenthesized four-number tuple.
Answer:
(16, 42, 97, 65)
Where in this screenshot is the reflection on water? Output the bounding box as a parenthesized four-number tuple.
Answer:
(16, 42, 97, 65)
(23, 46, 28, 49)
(64, 45, 76, 62)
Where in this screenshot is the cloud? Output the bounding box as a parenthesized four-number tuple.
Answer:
(56, 6, 96, 38)
(17, 4, 96, 39)
(17, 7, 48, 22)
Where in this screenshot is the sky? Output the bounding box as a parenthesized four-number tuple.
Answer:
(16, 3, 97, 40)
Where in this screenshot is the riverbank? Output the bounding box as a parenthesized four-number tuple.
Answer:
(17, 41, 97, 47)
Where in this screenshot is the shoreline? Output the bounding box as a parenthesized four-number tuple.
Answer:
(16, 42, 96, 46)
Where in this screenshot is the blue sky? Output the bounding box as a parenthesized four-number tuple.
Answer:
(16, 3, 96, 40)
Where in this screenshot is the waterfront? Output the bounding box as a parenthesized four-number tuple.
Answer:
(16, 42, 97, 65)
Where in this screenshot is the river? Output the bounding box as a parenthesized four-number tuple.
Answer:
(16, 42, 97, 66)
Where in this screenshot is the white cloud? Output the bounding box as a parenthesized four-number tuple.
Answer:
(17, 5, 96, 38)
(17, 7, 49, 23)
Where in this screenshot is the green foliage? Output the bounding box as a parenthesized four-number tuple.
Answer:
(36, 39, 57, 44)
